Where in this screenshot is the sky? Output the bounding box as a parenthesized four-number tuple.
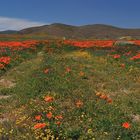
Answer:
(0, 0, 140, 31)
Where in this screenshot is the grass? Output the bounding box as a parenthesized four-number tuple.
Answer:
(0, 42, 140, 140)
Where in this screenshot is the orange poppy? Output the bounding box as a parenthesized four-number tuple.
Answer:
(120, 64, 125, 68)
(122, 122, 131, 129)
(44, 68, 49, 74)
(113, 54, 120, 59)
(79, 71, 84, 76)
(66, 67, 71, 73)
(0, 63, 5, 69)
(35, 115, 41, 121)
(55, 115, 63, 120)
(76, 100, 83, 108)
(34, 123, 46, 129)
(106, 98, 113, 103)
(99, 95, 108, 100)
(44, 96, 54, 102)
(46, 112, 53, 119)
(55, 121, 61, 126)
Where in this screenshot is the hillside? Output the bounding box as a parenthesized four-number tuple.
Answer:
(19, 23, 140, 39)
(0, 30, 17, 34)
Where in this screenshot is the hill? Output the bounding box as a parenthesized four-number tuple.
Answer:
(0, 30, 17, 34)
(19, 23, 140, 39)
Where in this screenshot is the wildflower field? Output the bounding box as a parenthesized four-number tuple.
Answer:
(0, 39, 140, 140)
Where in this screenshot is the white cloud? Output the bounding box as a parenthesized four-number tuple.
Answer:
(0, 16, 46, 31)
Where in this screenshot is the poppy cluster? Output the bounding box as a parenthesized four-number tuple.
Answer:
(96, 92, 112, 103)
(34, 96, 63, 129)
(0, 56, 11, 69)
(132, 40, 140, 46)
(63, 40, 115, 48)
(0, 40, 39, 50)
(0, 56, 11, 65)
(130, 53, 140, 60)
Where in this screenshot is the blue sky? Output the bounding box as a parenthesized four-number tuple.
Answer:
(0, 0, 140, 31)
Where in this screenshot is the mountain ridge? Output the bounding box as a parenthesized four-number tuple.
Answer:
(1, 23, 140, 39)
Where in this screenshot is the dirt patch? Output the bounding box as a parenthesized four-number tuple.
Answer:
(0, 117, 9, 123)
(0, 95, 12, 100)
(65, 51, 92, 59)
(131, 114, 140, 123)
(0, 79, 16, 88)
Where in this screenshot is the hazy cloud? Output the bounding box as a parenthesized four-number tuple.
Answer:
(0, 17, 46, 31)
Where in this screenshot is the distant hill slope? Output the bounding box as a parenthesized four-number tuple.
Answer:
(10, 23, 140, 39)
(0, 30, 17, 34)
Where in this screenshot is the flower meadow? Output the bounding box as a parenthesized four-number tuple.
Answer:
(0, 39, 140, 140)
(0, 40, 43, 75)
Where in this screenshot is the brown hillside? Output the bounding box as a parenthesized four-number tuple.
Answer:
(19, 23, 140, 39)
